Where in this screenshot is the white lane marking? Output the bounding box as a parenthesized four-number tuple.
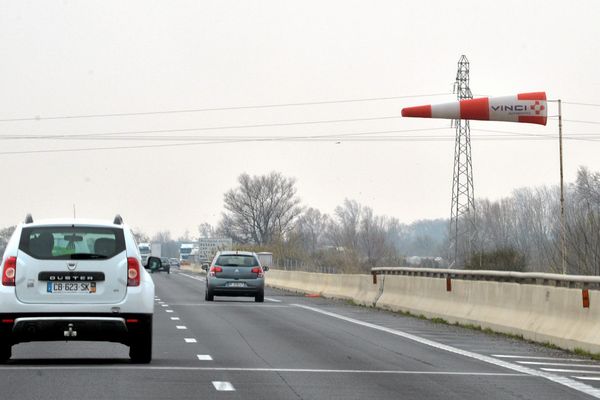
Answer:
(212, 381, 235, 391)
(519, 361, 600, 368)
(170, 317, 180, 321)
(493, 355, 587, 361)
(184, 338, 197, 343)
(176, 326, 187, 330)
(197, 355, 213, 361)
(265, 297, 282, 303)
(161, 304, 169, 307)
(167, 303, 289, 308)
(178, 272, 206, 282)
(165, 310, 174, 313)
(575, 377, 600, 381)
(0, 366, 527, 375)
(292, 304, 600, 399)
(542, 368, 600, 374)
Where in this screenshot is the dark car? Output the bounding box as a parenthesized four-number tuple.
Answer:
(169, 258, 180, 268)
(149, 257, 171, 274)
(203, 251, 268, 302)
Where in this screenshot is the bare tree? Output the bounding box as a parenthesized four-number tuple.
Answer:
(294, 208, 330, 253)
(0, 225, 16, 254)
(218, 172, 302, 245)
(198, 223, 215, 238)
(131, 228, 149, 244)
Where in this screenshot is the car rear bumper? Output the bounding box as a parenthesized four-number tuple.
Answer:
(0, 313, 152, 345)
(207, 278, 264, 296)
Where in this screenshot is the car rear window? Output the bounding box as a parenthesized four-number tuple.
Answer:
(19, 226, 126, 260)
(215, 254, 259, 267)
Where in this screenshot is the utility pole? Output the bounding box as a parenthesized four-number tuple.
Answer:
(558, 99, 566, 274)
(449, 55, 476, 268)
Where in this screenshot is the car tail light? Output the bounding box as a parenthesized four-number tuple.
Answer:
(209, 266, 222, 277)
(127, 257, 140, 287)
(2, 256, 16, 286)
(251, 267, 264, 278)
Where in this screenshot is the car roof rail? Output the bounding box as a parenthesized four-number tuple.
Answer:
(113, 214, 123, 225)
(25, 213, 34, 224)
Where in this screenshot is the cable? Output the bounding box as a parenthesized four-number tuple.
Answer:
(0, 93, 452, 123)
(0, 115, 405, 140)
(563, 101, 600, 107)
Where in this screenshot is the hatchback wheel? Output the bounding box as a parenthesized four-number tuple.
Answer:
(255, 291, 264, 303)
(205, 288, 214, 301)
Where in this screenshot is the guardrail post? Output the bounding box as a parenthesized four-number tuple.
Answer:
(372, 272, 377, 285)
(446, 276, 452, 292)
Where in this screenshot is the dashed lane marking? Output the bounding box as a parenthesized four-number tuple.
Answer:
(176, 326, 187, 330)
(170, 317, 180, 321)
(574, 377, 600, 381)
(178, 272, 206, 282)
(292, 304, 600, 399)
(184, 338, 197, 343)
(197, 355, 213, 361)
(519, 362, 600, 368)
(165, 310, 174, 313)
(493, 355, 587, 361)
(212, 381, 235, 391)
(265, 297, 282, 303)
(542, 368, 600, 374)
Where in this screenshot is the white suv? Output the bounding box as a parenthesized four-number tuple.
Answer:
(0, 215, 155, 363)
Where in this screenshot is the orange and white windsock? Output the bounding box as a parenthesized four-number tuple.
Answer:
(402, 92, 547, 126)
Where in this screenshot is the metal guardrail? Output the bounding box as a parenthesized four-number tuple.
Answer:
(371, 267, 600, 289)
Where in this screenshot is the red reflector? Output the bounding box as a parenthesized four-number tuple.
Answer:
(1, 319, 14, 324)
(126, 319, 139, 323)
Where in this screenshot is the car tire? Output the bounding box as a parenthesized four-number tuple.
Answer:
(255, 291, 264, 303)
(167, 268, 170, 274)
(129, 321, 152, 364)
(205, 288, 214, 302)
(0, 344, 11, 363)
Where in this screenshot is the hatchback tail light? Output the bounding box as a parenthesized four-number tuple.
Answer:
(209, 266, 222, 277)
(251, 267, 264, 278)
(127, 257, 140, 286)
(2, 256, 16, 286)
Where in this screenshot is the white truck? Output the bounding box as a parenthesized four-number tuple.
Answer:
(138, 242, 161, 267)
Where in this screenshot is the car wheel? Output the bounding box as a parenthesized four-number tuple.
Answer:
(129, 321, 152, 364)
(167, 268, 170, 274)
(255, 291, 264, 303)
(205, 288, 214, 302)
(0, 344, 11, 363)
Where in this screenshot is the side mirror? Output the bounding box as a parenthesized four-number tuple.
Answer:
(201, 263, 209, 271)
(263, 266, 269, 272)
(147, 256, 161, 272)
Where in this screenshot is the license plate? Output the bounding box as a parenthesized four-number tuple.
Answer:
(227, 282, 246, 288)
(47, 282, 96, 293)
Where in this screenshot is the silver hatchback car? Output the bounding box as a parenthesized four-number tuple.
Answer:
(204, 251, 268, 302)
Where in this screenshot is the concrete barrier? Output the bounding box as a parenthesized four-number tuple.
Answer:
(267, 269, 600, 354)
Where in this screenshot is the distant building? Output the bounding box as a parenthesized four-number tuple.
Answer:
(198, 238, 233, 261)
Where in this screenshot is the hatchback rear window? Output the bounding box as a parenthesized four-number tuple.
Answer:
(19, 226, 126, 260)
(215, 254, 259, 267)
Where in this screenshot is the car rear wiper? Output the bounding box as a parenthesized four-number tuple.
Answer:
(69, 253, 108, 260)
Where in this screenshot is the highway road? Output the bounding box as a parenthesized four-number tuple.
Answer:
(3, 269, 600, 399)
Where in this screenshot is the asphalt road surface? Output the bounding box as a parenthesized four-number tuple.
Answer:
(3, 269, 600, 400)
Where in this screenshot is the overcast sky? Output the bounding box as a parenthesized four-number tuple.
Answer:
(0, 1, 599, 238)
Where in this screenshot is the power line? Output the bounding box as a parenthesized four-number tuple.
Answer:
(0, 115, 404, 140)
(0, 93, 452, 123)
(563, 101, 600, 107)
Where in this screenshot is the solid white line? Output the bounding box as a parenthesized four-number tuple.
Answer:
(265, 297, 282, 303)
(493, 355, 587, 361)
(574, 377, 600, 381)
(165, 310, 174, 313)
(197, 355, 213, 361)
(184, 338, 197, 343)
(292, 304, 600, 399)
(0, 366, 527, 375)
(170, 317, 180, 321)
(176, 326, 187, 330)
(542, 368, 600, 374)
(212, 381, 235, 391)
(519, 361, 600, 368)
